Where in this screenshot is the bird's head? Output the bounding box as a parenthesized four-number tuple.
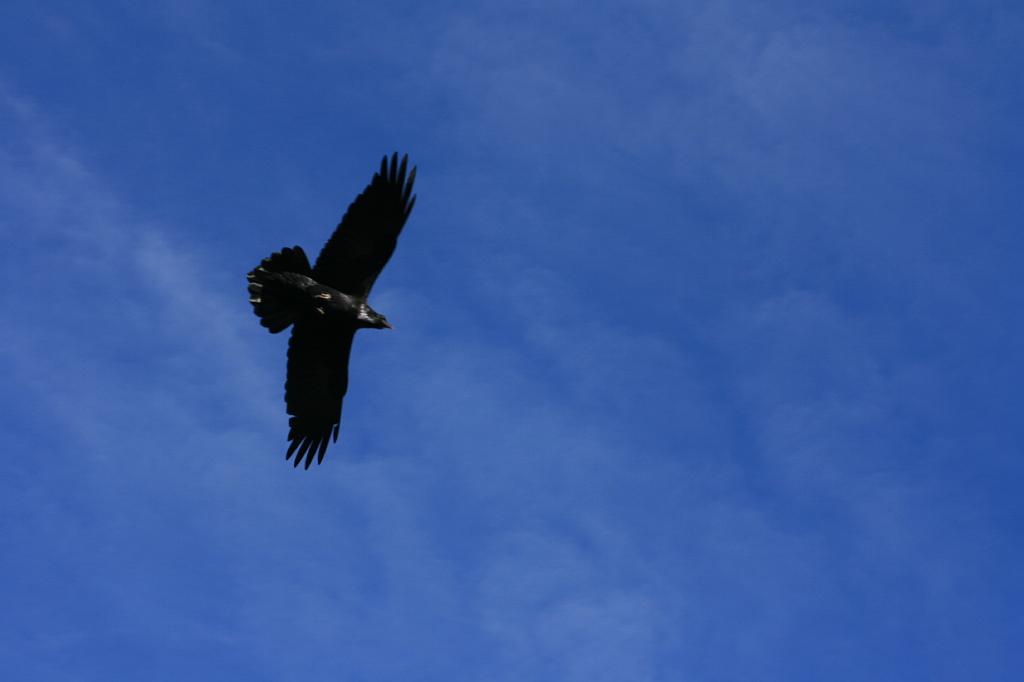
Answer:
(357, 304, 393, 330)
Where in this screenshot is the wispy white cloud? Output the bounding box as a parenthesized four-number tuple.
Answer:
(399, 4, 1022, 676)
(1, 79, 675, 679)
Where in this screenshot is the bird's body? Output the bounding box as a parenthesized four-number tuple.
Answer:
(247, 153, 416, 468)
(251, 272, 390, 328)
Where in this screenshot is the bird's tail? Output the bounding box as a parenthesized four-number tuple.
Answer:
(246, 246, 313, 333)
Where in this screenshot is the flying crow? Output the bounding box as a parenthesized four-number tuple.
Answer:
(247, 153, 416, 468)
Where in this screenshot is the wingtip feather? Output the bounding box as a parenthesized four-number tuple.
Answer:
(397, 154, 408, 184)
(402, 168, 417, 205)
(304, 441, 318, 468)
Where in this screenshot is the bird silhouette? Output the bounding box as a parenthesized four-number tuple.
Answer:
(247, 153, 416, 468)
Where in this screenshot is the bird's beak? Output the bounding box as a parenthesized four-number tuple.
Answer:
(382, 320, 394, 329)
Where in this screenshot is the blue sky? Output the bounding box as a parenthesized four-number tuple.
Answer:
(1, 1, 1022, 679)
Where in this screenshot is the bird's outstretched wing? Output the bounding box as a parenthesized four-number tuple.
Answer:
(284, 320, 355, 468)
(313, 153, 416, 298)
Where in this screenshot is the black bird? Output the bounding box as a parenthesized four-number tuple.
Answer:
(247, 153, 416, 468)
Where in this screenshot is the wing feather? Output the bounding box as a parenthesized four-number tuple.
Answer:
(284, 320, 355, 468)
(312, 153, 417, 298)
